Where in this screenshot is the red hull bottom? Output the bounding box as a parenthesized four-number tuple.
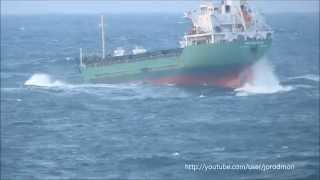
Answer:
(148, 67, 253, 89)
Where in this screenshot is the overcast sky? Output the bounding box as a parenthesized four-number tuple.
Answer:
(1, 0, 319, 15)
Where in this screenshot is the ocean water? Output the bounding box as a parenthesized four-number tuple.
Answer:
(1, 13, 319, 179)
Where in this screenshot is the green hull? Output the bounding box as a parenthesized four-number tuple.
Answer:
(80, 39, 271, 87)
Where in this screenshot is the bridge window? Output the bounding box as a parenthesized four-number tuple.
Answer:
(225, 5, 230, 13)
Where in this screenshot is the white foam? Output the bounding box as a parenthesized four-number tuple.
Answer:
(23, 74, 189, 100)
(172, 152, 180, 156)
(288, 74, 320, 82)
(24, 73, 65, 87)
(235, 59, 292, 96)
(24, 74, 137, 90)
(212, 147, 225, 152)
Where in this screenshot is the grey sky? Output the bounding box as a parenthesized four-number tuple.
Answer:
(1, 0, 319, 15)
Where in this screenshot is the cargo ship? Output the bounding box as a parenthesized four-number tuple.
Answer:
(79, 0, 272, 88)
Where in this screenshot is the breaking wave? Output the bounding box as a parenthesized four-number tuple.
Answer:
(235, 59, 292, 96)
(288, 74, 320, 82)
(24, 73, 189, 100)
(24, 73, 141, 90)
(24, 73, 65, 87)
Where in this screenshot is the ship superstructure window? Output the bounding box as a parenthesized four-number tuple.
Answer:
(201, 7, 207, 15)
(225, 5, 230, 13)
(196, 40, 208, 45)
(215, 26, 222, 32)
(241, 5, 246, 11)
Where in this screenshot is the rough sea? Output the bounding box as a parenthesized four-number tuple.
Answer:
(1, 13, 319, 179)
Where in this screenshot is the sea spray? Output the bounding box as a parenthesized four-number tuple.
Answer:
(235, 59, 292, 96)
(24, 73, 65, 87)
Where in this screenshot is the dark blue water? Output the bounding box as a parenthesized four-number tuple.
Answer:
(1, 13, 319, 179)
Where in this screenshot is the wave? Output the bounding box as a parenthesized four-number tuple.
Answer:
(24, 73, 65, 87)
(24, 73, 189, 100)
(24, 73, 142, 90)
(235, 83, 292, 96)
(288, 74, 319, 82)
(235, 59, 293, 96)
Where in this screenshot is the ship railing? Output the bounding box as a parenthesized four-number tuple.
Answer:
(211, 30, 272, 42)
(82, 48, 183, 67)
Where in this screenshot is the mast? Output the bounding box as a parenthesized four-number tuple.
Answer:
(101, 15, 106, 59)
(79, 48, 85, 68)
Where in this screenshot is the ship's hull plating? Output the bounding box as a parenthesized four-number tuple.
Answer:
(80, 39, 271, 88)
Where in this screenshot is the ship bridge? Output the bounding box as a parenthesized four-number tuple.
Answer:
(180, 0, 272, 47)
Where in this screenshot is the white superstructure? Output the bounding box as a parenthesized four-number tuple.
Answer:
(113, 47, 125, 56)
(132, 46, 147, 55)
(180, 0, 272, 48)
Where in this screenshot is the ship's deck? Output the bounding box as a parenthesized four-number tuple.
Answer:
(83, 48, 183, 67)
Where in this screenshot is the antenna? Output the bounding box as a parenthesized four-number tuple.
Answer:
(101, 15, 106, 59)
